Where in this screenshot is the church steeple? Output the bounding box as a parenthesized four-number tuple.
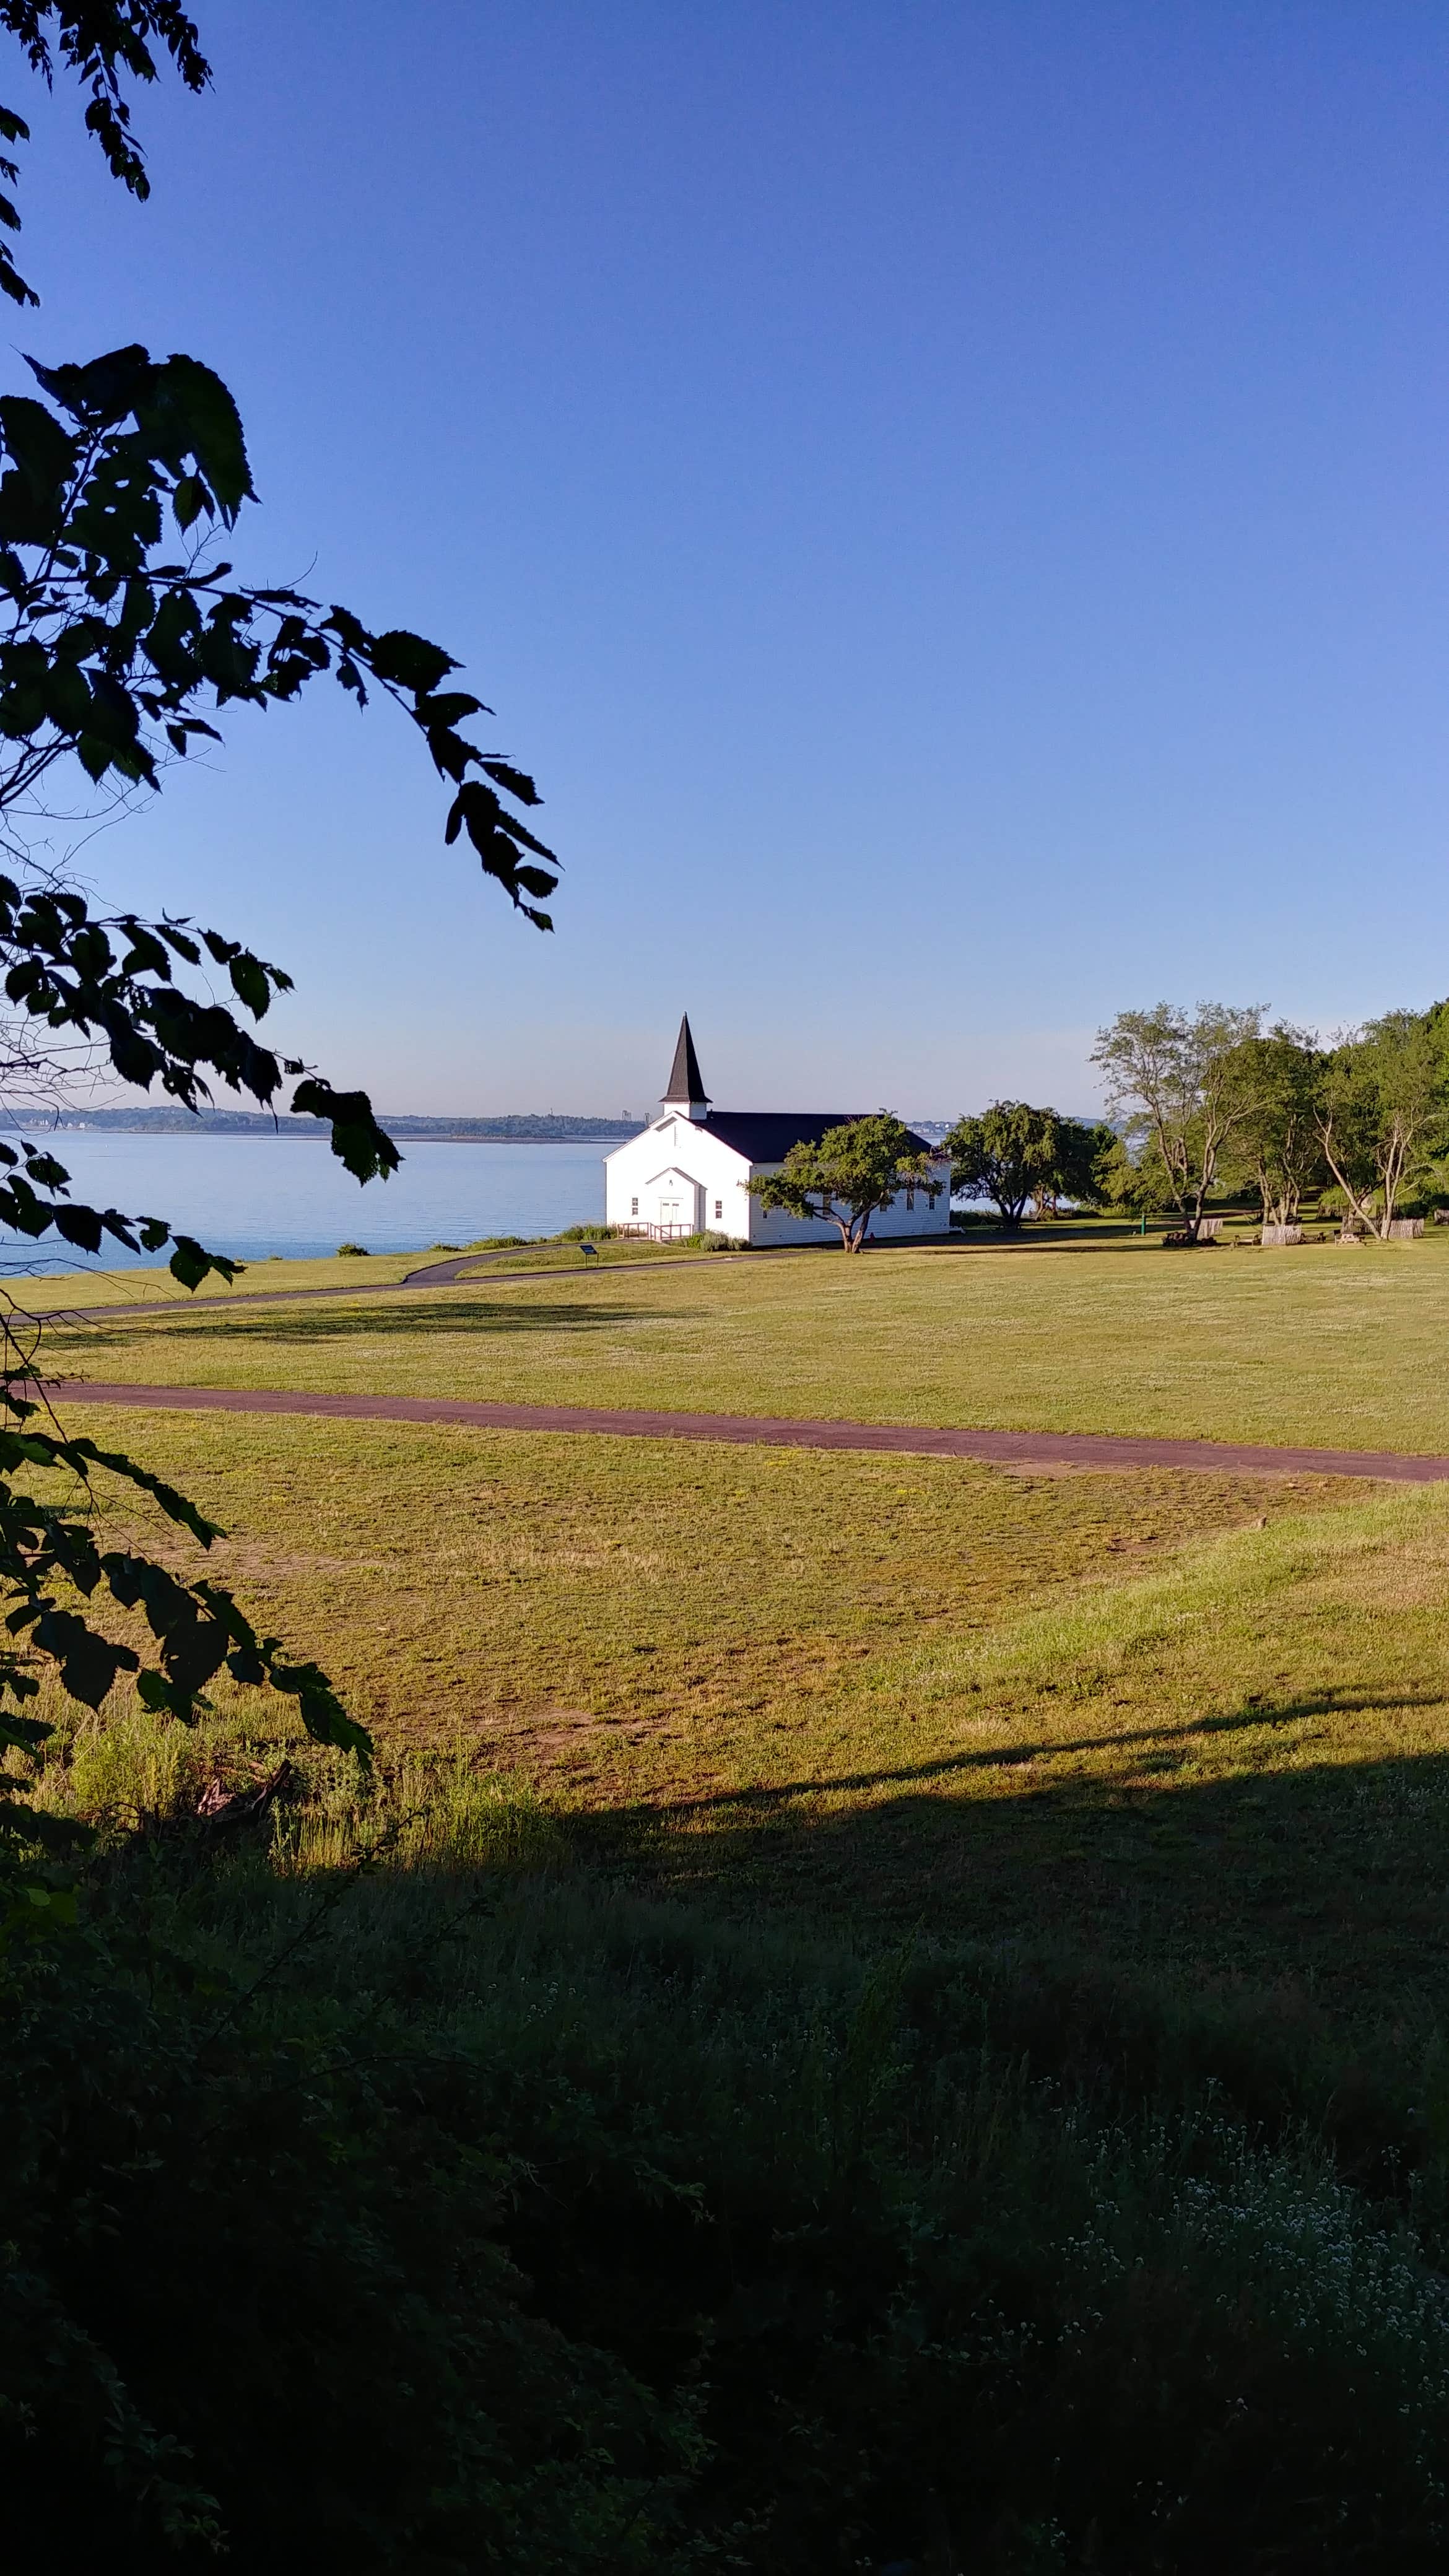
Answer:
(661, 1013, 710, 1121)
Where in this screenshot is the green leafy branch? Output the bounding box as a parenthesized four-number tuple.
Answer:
(0, 3, 564, 1823)
(0, 1347, 367, 1932)
(0, 343, 559, 924)
(0, 877, 401, 1194)
(0, 1379, 365, 1715)
(0, 5, 211, 309)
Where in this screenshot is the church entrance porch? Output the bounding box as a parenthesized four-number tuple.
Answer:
(619, 1167, 705, 1241)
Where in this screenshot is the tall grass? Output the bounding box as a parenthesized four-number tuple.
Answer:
(9, 1704, 1449, 2567)
(33, 1697, 564, 1872)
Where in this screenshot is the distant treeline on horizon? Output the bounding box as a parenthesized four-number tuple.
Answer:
(0, 1108, 648, 1143)
(0, 1107, 969, 1145)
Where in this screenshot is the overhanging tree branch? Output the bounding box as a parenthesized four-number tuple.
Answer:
(0, 7, 562, 1775)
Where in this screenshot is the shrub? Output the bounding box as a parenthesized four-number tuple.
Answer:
(334, 1241, 369, 1256)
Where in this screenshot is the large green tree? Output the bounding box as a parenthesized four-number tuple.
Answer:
(1087, 1128, 1173, 1219)
(1219, 1024, 1326, 1226)
(1046, 1115, 1120, 1216)
(944, 1101, 1114, 1226)
(1091, 1002, 1262, 1241)
(0, 7, 557, 1866)
(749, 1114, 940, 1253)
(1315, 1010, 1447, 1238)
(944, 1100, 1056, 1229)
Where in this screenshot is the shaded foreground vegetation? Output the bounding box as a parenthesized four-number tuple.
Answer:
(7, 1720, 1449, 2572)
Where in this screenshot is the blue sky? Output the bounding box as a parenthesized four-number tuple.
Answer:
(17, 1, 1449, 1114)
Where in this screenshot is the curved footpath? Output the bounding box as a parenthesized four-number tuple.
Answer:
(23, 1244, 726, 1327)
(35, 1379, 1449, 1481)
(3, 1227, 1232, 1328)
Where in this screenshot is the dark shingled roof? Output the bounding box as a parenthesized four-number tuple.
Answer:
(651, 1022, 938, 1164)
(663, 1014, 710, 1106)
(700, 1112, 939, 1164)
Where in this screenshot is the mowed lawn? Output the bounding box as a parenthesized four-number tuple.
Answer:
(35, 1227, 1449, 1453)
(40, 1396, 1449, 2019)
(2, 1234, 721, 1312)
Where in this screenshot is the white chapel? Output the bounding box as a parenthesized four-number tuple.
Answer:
(603, 1017, 952, 1248)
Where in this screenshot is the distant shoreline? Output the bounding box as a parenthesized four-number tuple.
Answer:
(0, 1111, 959, 1146)
(37, 1131, 637, 1146)
(0, 1115, 643, 1145)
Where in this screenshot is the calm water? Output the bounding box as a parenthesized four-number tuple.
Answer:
(0, 1133, 610, 1271)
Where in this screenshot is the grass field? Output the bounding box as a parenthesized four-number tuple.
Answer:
(20, 1224, 1449, 2024)
(0, 1230, 733, 1312)
(4, 1248, 430, 1305)
(30, 1390, 1449, 2024)
(24, 1239, 1449, 2559)
(32, 1224, 1449, 1454)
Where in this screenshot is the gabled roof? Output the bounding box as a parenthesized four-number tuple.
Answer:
(703, 1112, 939, 1164)
(663, 1014, 710, 1108)
(603, 1102, 944, 1168)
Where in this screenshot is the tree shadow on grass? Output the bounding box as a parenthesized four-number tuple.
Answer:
(706, 1686, 1448, 1798)
(577, 1731, 1449, 2015)
(45, 1293, 676, 1351)
(928, 1221, 1184, 1256)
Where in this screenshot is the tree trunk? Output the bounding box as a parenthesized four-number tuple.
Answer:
(1377, 1120, 1409, 1238)
(1186, 1135, 1223, 1243)
(1316, 1117, 1377, 1242)
(1153, 1125, 1194, 1235)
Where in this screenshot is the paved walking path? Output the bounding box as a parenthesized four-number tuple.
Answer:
(14, 1232, 977, 1329)
(35, 1378, 1449, 1481)
(22, 1244, 781, 1328)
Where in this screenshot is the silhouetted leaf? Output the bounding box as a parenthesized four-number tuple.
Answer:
(31, 1607, 138, 1708)
(290, 1079, 400, 1183)
(367, 627, 455, 693)
(172, 471, 205, 529)
(168, 1234, 240, 1291)
(144, 354, 253, 519)
(479, 757, 541, 805)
